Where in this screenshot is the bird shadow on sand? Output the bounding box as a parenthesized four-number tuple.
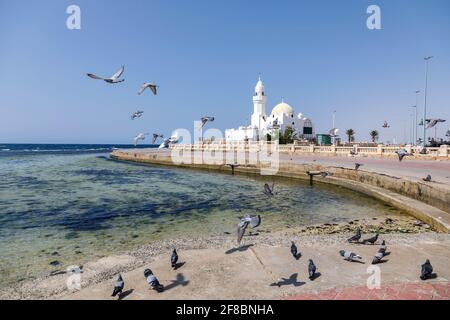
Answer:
(309, 272, 321, 281)
(225, 244, 254, 255)
(118, 289, 134, 300)
(174, 262, 186, 270)
(270, 273, 305, 287)
(346, 259, 366, 264)
(164, 273, 189, 291)
(372, 259, 389, 264)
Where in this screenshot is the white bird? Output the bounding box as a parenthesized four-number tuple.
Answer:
(426, 118, 446, 129)
(138, 82, 159, 95)
(329, 128, 339, 137)
(87, 66, 125, 83)
(158, 135, 179, 149)
(131, 110, 144, 120)
(134, 132, 148, 146)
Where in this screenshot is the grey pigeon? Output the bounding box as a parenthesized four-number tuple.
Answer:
(237, 214, 261, 245)
(290, 241, 300, 260)
(308, 259, 317, 280)
(362, 233, 379, 245)
(347, 228, 361, 243)
(423, 175, 432, 182)
(395, 149, 410, 162)
(111, 274, 124, 297)
(320, 171, 333, 178)
(420, 259, 435, 280)
(339, 250, 362, 262)
(138, 82, 159, 95)
(355, 163, 363, 170)
(144, 268, 164, 292)
(426, 119, 446, 129)
(152, 133, 164, 144)
(87, 66, 125, 84)
(200, 116, 215, 129)
(171, 248, 178, 269)
(263, 183, 274, 196)
(131, 110, 144, 120)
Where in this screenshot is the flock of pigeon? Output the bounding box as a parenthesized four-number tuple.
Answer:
(86, 66, 215, 148)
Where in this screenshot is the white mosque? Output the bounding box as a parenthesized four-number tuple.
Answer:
(225, 77, 315, 142)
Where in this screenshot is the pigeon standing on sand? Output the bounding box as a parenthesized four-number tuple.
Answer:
(87, 66, 125, 83)
(138, 82, 159, 95)
(339, 250, 362, 262)
(347, 228, 361, 243)
(171, 248, 178, 269)
(372, 241, 388, 264)
(144, 268, 164, 292)
(320, 171, 333, 178)
(111, 274, 124, 297)
(395, 149, 410, 162)
(237, 214, 261, 245)
(355, 163, 363, 170)
(263, 183, 275, 196)
(199, 116, 215, 129)
(423, 175, 432, 182)
(362, 233, 379, 245)
(420, 259, 436, 280)
(290, 241, 300, 260)
(308, 259, 317, 280)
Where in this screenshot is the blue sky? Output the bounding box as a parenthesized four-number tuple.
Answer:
(0, 0, 449, 144)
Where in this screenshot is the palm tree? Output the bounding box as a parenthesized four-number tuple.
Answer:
(346, 129, 355, 143)
(370, 130, 379, 143)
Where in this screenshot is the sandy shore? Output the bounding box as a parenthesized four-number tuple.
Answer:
(2, 216, 448, 300)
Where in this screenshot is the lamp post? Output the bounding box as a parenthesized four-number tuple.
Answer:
(410, 105, 417, 145)
(423, 56, 433, 147)
(414, 90, 420, 144)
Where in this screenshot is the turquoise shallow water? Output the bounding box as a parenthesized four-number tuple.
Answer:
(0, 148, 405, 286)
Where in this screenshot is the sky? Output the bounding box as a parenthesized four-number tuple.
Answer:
(0, 0, 449, 144)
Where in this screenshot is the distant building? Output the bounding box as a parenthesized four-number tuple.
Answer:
(225, 77, 315, 141)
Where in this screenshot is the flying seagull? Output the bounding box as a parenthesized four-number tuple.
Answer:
(138, 82, 159, 95)
(199, 116, 215, 129)
(152, 133, 164, 144)
(420, 259, 436, 280)
(308, 259, 317, 280)
(339, 250, 362, 262)
(355, 163, 363, 170)
(362, 233, 379, 245)
(111, 274, 124, 298)
(144, 268, 164, 292)
(158, 135, 179, 149)
(423, 175, 432, 182)
(134, 132, 148, 146)
(395, 149, 411, 162)
(87, 66, 125, 84)
(171, 248, 178, 269)
(329, 128, 339, 137)
(290, 241, 300, 260)
(263, 183, 275, 196)
(347, 228, 361, 243)
(382, 121, 390, 128)
(131, 110, 144, 120)
(426, 118, 446, 129)
(237, 214, 261, 245)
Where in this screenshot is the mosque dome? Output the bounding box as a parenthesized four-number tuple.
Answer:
(271, 101, 294, 116)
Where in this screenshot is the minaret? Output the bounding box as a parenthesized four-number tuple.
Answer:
(251, 75, 267, 129)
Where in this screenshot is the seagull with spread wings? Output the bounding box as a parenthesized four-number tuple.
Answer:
(138, 82, 159, 95)
(87, 66, 125, 84)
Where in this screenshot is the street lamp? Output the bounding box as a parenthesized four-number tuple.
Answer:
(423, 56, 433, 147)
(410, 105, 417, 145)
